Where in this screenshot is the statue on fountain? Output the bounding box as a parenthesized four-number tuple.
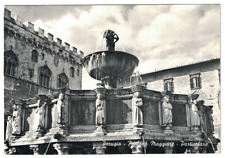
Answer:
(36, 95, 48, 132)
(11, 100, 22, 135)
(56, 92, 65, 125)
(162, 94, 173, 128)
(103, 29, 119, 51)
(133, 98, 143, 126)
(95, 93, 106, 127)
(189, 94, 200, 131)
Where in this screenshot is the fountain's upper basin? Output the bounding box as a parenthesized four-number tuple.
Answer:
(82, 51, 139, 81)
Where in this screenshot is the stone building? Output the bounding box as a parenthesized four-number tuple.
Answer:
(120, 58, 220, 139)
(4, 8, 84, 121)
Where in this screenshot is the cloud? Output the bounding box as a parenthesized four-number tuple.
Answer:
(5, 5, 220, 90)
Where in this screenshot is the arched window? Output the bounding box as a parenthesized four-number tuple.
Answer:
(58, 73, 69, 88)
(70, 67, 75, 77)
(4, 50, 18, 76)
(32, 50, 38, 62)
(39, 65, 52, 87)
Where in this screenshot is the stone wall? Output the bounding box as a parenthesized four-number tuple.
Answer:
(4, 8, 83, 90)
(144, 60, 220, 139)
(4, 75, 55, 115)
(4, 8, 84, 117)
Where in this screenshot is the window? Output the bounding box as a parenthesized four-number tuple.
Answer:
(4, 50, 18, 76)
(58, 73, 69, 88)
(70, 67, 75, 77)
(32, 50, 38, 62)
(190, 73, 201, 90)
(39, 65, 52, 87)
(164, 78, 174, 93)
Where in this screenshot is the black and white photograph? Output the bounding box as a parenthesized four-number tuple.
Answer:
(2, 1, 221, 155)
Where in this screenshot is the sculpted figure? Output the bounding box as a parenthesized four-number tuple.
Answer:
(5, 115, 12, 141)
(197, 101, 205, 132)
(103, 29, 119, 51)
(56, 92, 65, 124)
(162, 95, 173, 126)
(95, 93, 106, 126)
(133, 98, 143, 126)
(189, 94, 200, 129)
(36, 98, 47, 130)
(208, 109, 214, 134)
(12, 101, 21, 135)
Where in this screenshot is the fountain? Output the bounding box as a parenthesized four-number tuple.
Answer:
(82, 30, 139, 89)
(5, 30, 218, 155)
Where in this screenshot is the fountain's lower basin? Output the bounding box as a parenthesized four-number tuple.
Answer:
(82, 51, 139, 87)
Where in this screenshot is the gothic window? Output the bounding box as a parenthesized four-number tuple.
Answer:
(32, 50, 38, 62)
(164, 78, 174, 93)
(4, 50, 18, 76)
(70, 67, 75, 77)
(39, 65, 52, 87)
(190, 73, 201, 90)
(58, 73, 69, 88)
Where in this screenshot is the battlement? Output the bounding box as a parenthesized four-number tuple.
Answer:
(4, 8, 83, 57)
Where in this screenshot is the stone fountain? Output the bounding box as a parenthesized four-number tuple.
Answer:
(82, 30, 139, 89)
(5, 30, 218, 155)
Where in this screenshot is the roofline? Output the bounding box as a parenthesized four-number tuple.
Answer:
(141, 58, 220, 77)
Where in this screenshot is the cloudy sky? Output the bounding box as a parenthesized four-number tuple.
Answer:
(5, 5, 220, 89)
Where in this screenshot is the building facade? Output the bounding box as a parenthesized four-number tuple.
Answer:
(4, 8, 84, 117)
(140, 59, 220, 139)
(119, 58, 220, 140)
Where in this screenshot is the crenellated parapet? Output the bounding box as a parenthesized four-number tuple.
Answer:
(4, 8, 84, 66)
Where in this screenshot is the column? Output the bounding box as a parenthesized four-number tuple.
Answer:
(164, 146, 174, 154)
(189, 146, 200, 153)
(118, 145, 129, 154)
(129, 141, 147, 154)
(29, 144, 45, 155)
(200, 146, 207, 153)
(5, 147, 16, 155)
(53, 143, 72, 155)
(93, 142, 106, 154)
(83, 147, 94, 154)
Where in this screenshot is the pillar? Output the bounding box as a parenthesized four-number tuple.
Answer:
(200, 146, 207, 153)
(5, 147, 16, 155)
(93, 142, 106, 154)
(164, 146, 174, 154)
(83, 147, 94, 154)
(118, 145, 129, 154)
(53, 143, 72, 155)
(29, 144, 45, 155)
(190, 146, 200, 153)
(129, 141, 147, 154)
